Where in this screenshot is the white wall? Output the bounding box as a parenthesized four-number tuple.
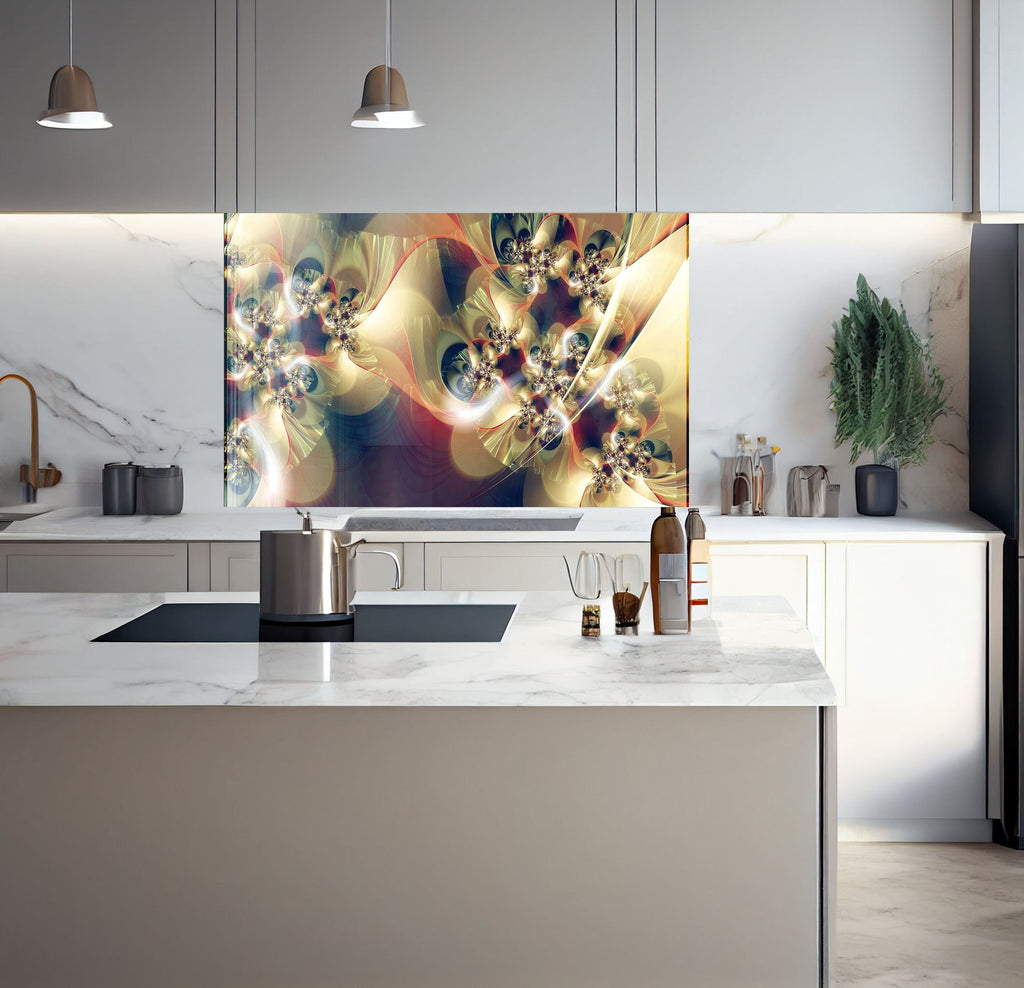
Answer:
(0, 212, 972, 514)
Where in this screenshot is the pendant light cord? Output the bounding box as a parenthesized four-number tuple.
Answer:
(69, 0, 74, 66)
(384, 0, 391, 107)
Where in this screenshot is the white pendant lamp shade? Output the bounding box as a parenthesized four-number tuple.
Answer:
(351, 0, 423, 129)
(351, 65, 424, 129)
(37, 65, 111, 129)
(37, 0, 111, 130)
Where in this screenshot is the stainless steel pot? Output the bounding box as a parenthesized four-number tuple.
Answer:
(259, 510, 402, 619)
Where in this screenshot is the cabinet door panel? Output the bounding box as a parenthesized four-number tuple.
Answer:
(4, 544, 188, 593)
(997, 0, 1024, 208)
(838, 541, 987, 822)
(251, 0, 616, 212)
(208, 541, 425, 592)
(356, 542, 424, 592)
(0, 0, 215, 211)
(708, 543, 825, 656)
(210, 543, 260, 592)
(425, 542, 648, 591)
(657, 0, 966, 211)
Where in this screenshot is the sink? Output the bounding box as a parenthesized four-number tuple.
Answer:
(93, 601, 516, 644)
(343, 509, 582, 532)
(0, 504, 57, 522)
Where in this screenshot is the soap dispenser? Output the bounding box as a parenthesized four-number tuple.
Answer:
(650, 505, 687, 634)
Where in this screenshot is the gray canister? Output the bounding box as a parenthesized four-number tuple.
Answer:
(136, 465, 184, 515)
(102, 462, 137, 515)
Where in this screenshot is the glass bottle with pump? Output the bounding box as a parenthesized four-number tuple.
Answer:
(651, 505, 687, 634)
(732, 434, 754, 516)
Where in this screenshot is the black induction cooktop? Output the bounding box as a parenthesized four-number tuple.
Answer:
(92, 602, 516, 644)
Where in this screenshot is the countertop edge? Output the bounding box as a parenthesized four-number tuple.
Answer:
(0, 508, 1006, 545)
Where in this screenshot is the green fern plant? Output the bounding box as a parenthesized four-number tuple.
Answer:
(829, 274, 946, 466)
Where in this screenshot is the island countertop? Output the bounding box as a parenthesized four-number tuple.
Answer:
(0, 590, 835, 708)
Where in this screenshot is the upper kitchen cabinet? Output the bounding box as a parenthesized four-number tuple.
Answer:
(241, 0, 618, 213)
(0, 0, 217, 212)
(977, 0, 1024, 214)
(654, 0, 972, 212)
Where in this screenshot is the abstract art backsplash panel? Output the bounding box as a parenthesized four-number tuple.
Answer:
(224, 213, 689, 508)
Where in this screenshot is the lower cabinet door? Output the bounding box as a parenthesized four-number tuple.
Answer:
(838, 541, 989, 839)
(424, 542, 649, 592)
(208, 542, 425, 592)
(708, 542, 825, 655)
(2, 543, 188, 593)
(209, 543, 260, 592)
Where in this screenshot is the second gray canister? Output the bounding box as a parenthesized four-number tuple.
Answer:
(136, 465, 183, 515)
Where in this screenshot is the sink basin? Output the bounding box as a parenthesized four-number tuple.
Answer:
(343, 509, 582, 532)
(93, 601, 516, 644)
(0, 504, 57, 522)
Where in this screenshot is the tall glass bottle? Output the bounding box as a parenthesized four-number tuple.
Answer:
(651, 506, 687, 634)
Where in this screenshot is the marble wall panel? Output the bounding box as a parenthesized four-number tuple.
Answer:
(0, 212, 972, 515)
(689, 213, 973, 515)
(0, 214, 224, 510)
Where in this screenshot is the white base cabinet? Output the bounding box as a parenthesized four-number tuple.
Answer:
(702, 538, 992, 841)
(708, 543, 826, 658)
(835, 541, 990, 841)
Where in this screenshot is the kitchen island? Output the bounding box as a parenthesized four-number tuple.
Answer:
(0, 591, 836, 988)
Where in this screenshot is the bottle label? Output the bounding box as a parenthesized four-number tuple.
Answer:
(657, 577, 688, 632)
(658, 552, 687, 581)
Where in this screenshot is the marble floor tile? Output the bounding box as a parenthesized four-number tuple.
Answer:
(836, 843, 1024, 987)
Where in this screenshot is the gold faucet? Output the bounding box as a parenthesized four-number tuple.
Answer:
(0, 374, 62, 503)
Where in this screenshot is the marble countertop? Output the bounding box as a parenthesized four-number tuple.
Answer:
(0, 505, 1003, 544)
(0, 590, 835, 708)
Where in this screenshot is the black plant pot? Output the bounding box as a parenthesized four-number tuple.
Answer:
(855, 464, 898, 516)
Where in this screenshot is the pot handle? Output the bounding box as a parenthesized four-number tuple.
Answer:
(356, 548, 403, 591)
(333, 537, 402, 590)
(335, 536, 366, 554)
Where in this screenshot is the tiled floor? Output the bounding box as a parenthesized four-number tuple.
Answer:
(836, 843, 1024, 986)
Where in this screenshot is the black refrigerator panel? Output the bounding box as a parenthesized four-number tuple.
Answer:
(996, 549, 1024, 848)
(994, 547, 1024, 847)
(969, 223, 1021, 540)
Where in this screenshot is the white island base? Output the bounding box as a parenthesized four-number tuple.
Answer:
(0, 704, 835, 988)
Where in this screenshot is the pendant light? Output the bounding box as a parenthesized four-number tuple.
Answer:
(37, 0, 112, 129)
(351, 0, 423, 129)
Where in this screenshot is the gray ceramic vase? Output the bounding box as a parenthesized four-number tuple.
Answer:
(855, 464, 898, 516)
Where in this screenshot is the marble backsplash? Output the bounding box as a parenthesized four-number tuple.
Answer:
(689, 213, 972, 515)
(0, 212, 972, 515)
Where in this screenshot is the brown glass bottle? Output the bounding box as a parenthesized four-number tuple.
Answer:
(651, 505, 687, 634)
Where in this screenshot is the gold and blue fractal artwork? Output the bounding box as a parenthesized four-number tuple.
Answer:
(224, 212, 689, 508)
